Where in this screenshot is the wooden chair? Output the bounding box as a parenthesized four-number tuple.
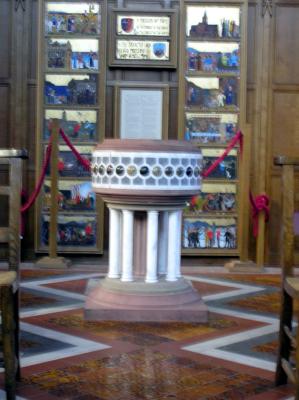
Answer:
(275, 156, 299, 399)
(0, 149, 27, 400)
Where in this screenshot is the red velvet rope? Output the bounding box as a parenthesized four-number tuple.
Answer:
(59, 128, 91, 171)
(21, 129, 91, 215)
(21, 141, 52, 213)
(249, 191, 270, 237)
(202, 130, 243, 178)
(20, 189, 28, 237)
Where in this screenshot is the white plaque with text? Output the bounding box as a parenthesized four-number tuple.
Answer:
(116, 40, 169, 61)
(120, 89, 163, 139)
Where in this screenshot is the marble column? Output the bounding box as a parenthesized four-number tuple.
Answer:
(158, 211, 168, 275)
(175, 210, 182, 278)
(145, 210, 159, 283)
(108, 208, 121, 278)
(121, 209, 134, 282)
(166, 210, 181, 282)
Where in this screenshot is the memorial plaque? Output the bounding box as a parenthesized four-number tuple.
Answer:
(119, 88, 164, 139)
(116, 40, 169, 61)
(109, 9, 177, 68)
(117, 15, 170, 36)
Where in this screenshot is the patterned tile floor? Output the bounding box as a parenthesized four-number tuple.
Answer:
(0, 267, 295, 399)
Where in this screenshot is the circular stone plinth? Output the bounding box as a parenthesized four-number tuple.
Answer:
(84, 277, 208, 322)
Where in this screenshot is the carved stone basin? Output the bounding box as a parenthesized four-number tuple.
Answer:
(85, 139, 208, 322)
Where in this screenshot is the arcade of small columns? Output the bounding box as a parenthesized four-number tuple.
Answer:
(108, 206, 183, 283)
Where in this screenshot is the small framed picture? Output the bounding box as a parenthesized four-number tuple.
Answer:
(45, 2, 101, 35)
(45, 145, 92, 178)
(114, 83, 169, 140)
(40, 213, 98, 251)
(202, 148, 238, 180)
(44, 109, 97, 142)
(186, 77, 238, 110)
(43, 109, 98, 142)
(187, 42, 240, 74)
(44, 74, 97, 106)
(46, 38, 99, 71)
(182, 216, 238, 254)
(186, 6, 240, 39)
(185, 112, 238, 144)
(42, 180, 96, 212)
(184, 182, 237, 214)
(109, 9, 178, 68)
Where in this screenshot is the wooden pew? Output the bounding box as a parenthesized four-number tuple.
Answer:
(275, 156, 299, 399)
(0, 149, 27, 399)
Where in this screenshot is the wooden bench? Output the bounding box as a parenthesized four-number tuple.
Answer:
(0, 149, 27, 399)
(275, 156, 299, 399)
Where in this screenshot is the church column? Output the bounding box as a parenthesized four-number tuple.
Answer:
(108, 208, 121, 278)
(175, 210, 182, 278)
(158, 211, 168, 275)
(145, 210, 159, 283)
(166, 210, 181, 281)
(121, 209, 134, 282)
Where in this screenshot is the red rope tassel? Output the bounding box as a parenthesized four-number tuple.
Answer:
(249, 191, 270, 237)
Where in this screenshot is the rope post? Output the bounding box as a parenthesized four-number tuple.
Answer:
(36, 119, 71, 269)
(225, 124, 265, 272)
(256, 200, 266, 267)
(49, 119, 59, 259)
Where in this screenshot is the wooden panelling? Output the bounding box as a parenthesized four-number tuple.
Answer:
(28, 0, 38, 80)
(123, 0, 175, 10)
(168, 88, 178, 140)
(105, 86, 114, 139)
(247, 3, 257, 85)
(25, 83, 36, 255)
(246, 88, 255, 124)
(27, 85, 37, 169)
(274, 5, 299, 84)
(0, 86, 10, 148)
(246, 87, 256, 195)
(0, 1, 11, 153)
(268, 171, 299, 264)
(272, 92, 299, 157)
(121, 70, 170, 82)
(0, 1, 10, 79)
(268, 175, 282, 265)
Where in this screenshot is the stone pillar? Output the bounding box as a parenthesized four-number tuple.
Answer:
(166, 210, 181, 281)
(176, 210, 183, 278)
(108, 208, 121, 278)
(145, 210, 159, 283)
(121, 209, 134, 282)
(158, 211, 168, 275)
